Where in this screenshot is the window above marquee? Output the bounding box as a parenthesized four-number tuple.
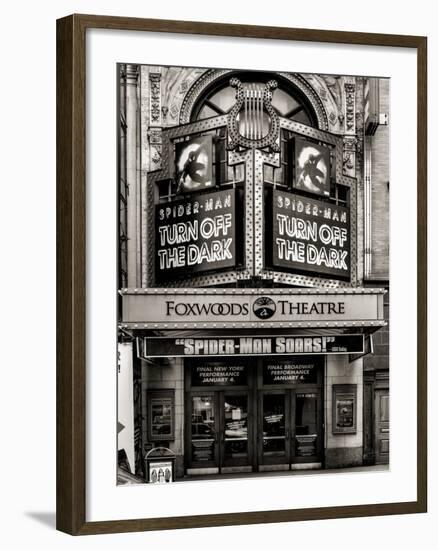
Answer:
(191, 72, 318, 127)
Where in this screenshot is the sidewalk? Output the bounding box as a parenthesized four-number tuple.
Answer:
(181, 464, 389, 482)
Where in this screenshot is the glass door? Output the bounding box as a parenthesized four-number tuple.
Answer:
(259, 391, 290, 467)
(293, 391, 321, 463)
(221, 392, 251, 469)
(258, 389, 322, 469)
(189, 391, 252, 472)
(190, 393, 219, 468)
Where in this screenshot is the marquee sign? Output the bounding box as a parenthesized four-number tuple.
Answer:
(141, 335, 364, 358)
(271, 189, 350, 280)
(120, 289, 386, 329)
(155, 189, 236, 279)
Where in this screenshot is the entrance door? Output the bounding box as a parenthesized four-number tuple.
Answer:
(188, 391, 252, 473)
(375, 390, 390, 464)
(221, 391, 252, 472)
(259, 389, 322, 470)
(190, 393, 219, 472)
(259, 391, 289, 470)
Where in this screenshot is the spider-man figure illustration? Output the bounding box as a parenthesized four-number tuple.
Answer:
(295, 143, 329, 195)
(176, 139, 211, 193)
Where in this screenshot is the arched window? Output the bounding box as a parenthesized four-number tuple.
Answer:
(191, 71, 318, 127)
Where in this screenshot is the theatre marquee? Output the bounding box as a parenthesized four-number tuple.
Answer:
(120, 288, 386, 329)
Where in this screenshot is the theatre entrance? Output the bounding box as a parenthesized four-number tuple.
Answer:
(184, 356, 324, 475)
(259, 389, 323, 470)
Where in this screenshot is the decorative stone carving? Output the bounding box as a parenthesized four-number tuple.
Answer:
(329, 111, 337, 125)
(344, 80, 356, 134)
(148, 128, 162, 170)
(321, 75, 343, 131)
(179, 69, 329, 130)
(170, 103, 179, 119)
(179, 79, 190, 94)
(343, 136, 357, 177)
(318, 86, 328, 101)
(149, 73, 161, 125)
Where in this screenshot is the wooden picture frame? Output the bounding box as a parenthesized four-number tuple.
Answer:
(57, 13, 427, 535)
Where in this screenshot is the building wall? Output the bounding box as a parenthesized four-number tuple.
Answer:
(140, 358, 185, 477)
(369, 79, 390, 280)
(325, 355, 363, 468)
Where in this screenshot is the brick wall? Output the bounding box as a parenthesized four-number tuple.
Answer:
(370, 79, 390, 279)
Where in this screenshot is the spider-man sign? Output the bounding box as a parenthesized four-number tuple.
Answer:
(293, 137, 331, 197)
(175, 135, 213, 193)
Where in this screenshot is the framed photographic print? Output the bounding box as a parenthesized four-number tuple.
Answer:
(56, 14, 427, 535)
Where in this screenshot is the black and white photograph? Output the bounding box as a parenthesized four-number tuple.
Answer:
(117, 64, 389, 485)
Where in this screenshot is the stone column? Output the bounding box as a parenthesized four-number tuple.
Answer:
(125, 64, 139, 288)
(324, 355, 364, 468)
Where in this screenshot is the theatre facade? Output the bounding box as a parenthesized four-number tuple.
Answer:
(117, 65, 390, 481)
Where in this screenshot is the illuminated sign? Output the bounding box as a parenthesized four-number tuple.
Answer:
(141, 335, 364, 358)
(175, 135, 213, 193)
(121, 289, 386, 328)
(155, 189, 236, 279)
(271, 189, 350, 279)
(292, 137, 331, 197)
(263, 358, 321, 384)
(190, 361, 248, 386)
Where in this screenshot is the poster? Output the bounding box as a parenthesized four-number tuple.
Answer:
(292, 137, 331, 197)
(148, 461, 173, 483)
(175, 135, 213, 193)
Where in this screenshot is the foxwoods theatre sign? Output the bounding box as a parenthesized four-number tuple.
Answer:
(271, 189, 350, 279)
(120, 289, 386, 328)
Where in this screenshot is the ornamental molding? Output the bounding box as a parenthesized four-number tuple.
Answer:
(344, 80, 356, 134)
(179, 69, 329, 130)
(149, 72, 162, 125)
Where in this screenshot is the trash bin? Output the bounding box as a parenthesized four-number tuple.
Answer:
(145, 447, 176, 483)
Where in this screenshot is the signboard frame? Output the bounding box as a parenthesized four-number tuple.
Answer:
(121, 288, 386, 329)
(155, 187, 238, 281)
(140, 334, 365, 358)
(269, 188, 351, 281)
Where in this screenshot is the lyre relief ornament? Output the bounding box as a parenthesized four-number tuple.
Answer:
(227, 78, 280, 152)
